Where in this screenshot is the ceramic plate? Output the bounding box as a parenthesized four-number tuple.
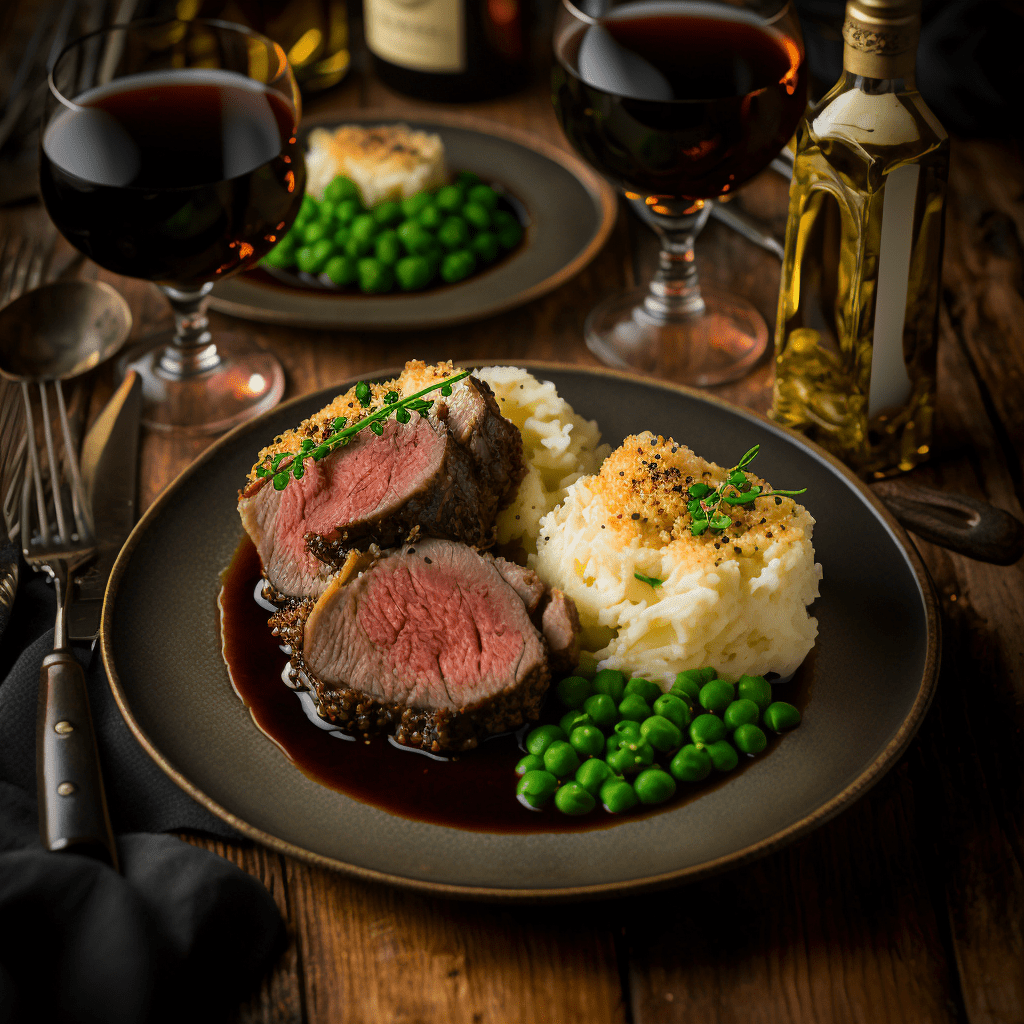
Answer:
(101, 364, 939, 900)
(207, 112, 618, 330)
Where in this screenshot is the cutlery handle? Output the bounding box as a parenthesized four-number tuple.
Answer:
(873, 482, 1024, 565)
(36, 650, 119, 870)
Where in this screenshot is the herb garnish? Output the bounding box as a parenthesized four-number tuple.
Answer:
(255, 370, 471, 490)
(634, 572, 664, 587)
(689, 445, 806, 536)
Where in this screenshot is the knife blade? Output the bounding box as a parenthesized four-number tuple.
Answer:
(68, 369, 142, 641)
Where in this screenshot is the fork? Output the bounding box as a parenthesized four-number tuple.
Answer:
(20, 378, 118, 868)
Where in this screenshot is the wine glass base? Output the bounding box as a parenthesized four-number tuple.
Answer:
(119, 331, 285, 435)
(585, 286, 768, 386)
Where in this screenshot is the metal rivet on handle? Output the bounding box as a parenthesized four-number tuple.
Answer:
(57, 782, 76, 796)
(55, 721, 74, 734)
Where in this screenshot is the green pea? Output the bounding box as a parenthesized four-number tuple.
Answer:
(763, 701, 801, 732)
(592, 669, 626, 702)
(467, 183, 498, 210)
(670, 674, 701, 703)
(395, 255, 432, 291)
(556, 675, 593, 709)
(356, 257, 394, 294)
(707, 740, 739, 772)
(261, 239, 296, 268)
(652, 693, 691, 729)
(462, 201, 491, 230)
(614, 720, 641, 738)
(295, 193, 318, 224)
(570, 724, 604, 758)
(670, 744, 712, 782)
(317, 200, 337, 225)
(723, 698, 760, 731)
(560, 709, 591, 736)
(420, 243, 443, 275)
(600, 778, 639, 814)
(689, 714, 726, 746)
(435, 183, 465, 212)
(471, 231, 500, 264)
(323, 254, 357, 285)
(324, 175, 359, 203)
(515, 753, 545, 776)
(677, 666, 717, 690)
(583, 693, 618, 729)
(634, 768, 677, 805)
(496, 221, 523, 250)
(302, 220, 329, 245)
(350, 213, 378, 244)
(437, 216, 470, 251)
(373, 200, 404, 226)
(296, 238, 334, 274)
(733, 723, 768, 755)
(332, 225, 352, 248)
(440, 249, 476, 284)
(576, 757, 613, 796)
(457, 170, 483, 188)
(737, 674, 773, 711)
(516, 769, 558, 808)
(618, 693, 651, 722)
(525, 724, 566, 756)
(344, 233, 374, 258)
(543, 740, 581, 778)
(493, 209, 518, 231)
(639, 715, 683, 753)
(606, 739, 654, 775)
(555, 781, 595, 816)
(400, 192, 432, 218)
(374, 229, 402, 267)
(699, 679, 735, 714)
(335, 198, 362, 224)
(625, 678, 662, 704)
(397, 219, 435, 256)
(418, 203, 444, 230)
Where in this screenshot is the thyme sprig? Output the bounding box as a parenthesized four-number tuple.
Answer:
(255, 370, 471, 490)
(688, 445, 806, 537)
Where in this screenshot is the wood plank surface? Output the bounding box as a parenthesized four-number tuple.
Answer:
(3, 3, 1024, 1021)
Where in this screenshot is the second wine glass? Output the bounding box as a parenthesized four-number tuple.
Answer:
(552, 0, 806, 385)
(40, 18, 306, 433)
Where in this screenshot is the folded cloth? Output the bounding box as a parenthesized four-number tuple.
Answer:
(0, 572, 285, 1024)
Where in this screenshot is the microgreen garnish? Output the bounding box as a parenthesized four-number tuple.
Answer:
(689, 445, 806, 536)
(634, 572, 663, 587)
(261, 370, 471, 490)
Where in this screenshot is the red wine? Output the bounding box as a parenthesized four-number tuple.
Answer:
(553, 2, 806, 200)
(365, 0, 530, 102)
(39, 69, 305, 287)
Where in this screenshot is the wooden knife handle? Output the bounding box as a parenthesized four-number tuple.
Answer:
(36, 650, 119, 870)
(872, 482, 1024, 565)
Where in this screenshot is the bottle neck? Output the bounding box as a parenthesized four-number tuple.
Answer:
(840, 68, 916, 94)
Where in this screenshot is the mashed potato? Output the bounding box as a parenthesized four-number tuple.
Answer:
(533, 432, 821, 684)
(475, 366, 610, 556)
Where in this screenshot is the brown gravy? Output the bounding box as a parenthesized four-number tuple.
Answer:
(219, 537, 813, 833)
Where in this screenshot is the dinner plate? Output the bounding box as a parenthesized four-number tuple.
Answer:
(101, 363, 939, 900)
(206, 112, 618, 330)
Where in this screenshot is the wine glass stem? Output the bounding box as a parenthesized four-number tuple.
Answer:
(633, 199, 713, 324)
(157, 283, 222, 378)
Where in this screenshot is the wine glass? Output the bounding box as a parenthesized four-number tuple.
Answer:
(40, 18, 306, 434)
(552, 0, 805, 385)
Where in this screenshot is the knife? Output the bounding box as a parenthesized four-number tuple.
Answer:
(69, 369, 142, 641)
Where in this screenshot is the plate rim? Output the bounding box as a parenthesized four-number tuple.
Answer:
(100, 361, 941, 901)
(207, 110, 619, 330)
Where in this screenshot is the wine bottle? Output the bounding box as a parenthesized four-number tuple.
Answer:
(364, 0, 530, 102)
(770, 0, 948, 478)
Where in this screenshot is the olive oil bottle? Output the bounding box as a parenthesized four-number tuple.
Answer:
(770, 0, 948, 478)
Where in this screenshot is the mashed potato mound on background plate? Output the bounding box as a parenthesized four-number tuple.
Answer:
(533, 432, 821, 684)
(475, 366, 610, 556)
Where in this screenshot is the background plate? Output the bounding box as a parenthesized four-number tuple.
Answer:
(207, 112, 618, 329)
(101, 364, 939, 900)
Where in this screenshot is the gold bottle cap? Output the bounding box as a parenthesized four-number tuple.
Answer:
(843, 0, 920, 79)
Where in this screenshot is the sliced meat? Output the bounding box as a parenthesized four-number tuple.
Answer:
(299, 539, 555, 751)
(493, 558, 546, 614)
(540, 590, 582, 677)
(238, 367, 525, 600)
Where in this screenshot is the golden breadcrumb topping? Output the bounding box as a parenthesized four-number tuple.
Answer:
(590, 432, 810, 560)
(315, 124, 443, 175)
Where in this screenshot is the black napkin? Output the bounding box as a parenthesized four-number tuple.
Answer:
(0, 571, 286, 1024)
(795, 0, 1023, 138)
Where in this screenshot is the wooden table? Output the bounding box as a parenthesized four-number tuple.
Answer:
(3, 7, 1023, 1022)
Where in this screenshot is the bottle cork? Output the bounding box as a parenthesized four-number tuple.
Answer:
(842, 0, 920, 80)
